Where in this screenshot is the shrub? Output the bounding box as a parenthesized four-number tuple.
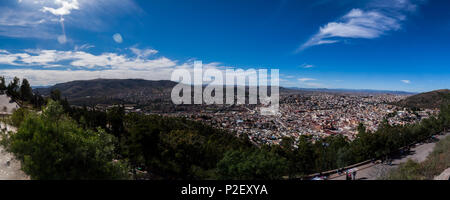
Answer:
(6, 101, 129, 180)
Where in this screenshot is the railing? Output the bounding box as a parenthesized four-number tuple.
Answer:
(300, 160, 373, 180)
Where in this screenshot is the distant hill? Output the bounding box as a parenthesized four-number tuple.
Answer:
(34, 78, 421, 106)
(34, 79, 177, 105)
(34, 79, 292, 105)
(286, 87, 416, 95)
(398, 89, 450, 109)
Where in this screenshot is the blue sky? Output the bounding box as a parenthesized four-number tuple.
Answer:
(0, 0, 449, 92)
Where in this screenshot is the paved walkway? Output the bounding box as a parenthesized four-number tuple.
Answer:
(331, 132, 450, 180)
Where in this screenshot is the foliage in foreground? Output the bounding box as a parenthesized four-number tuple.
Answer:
(217, 149, 288, 180)
(3, 83, 450, 179)
(3, 101, 129, 180)
(115, 112, 257, 179)
(64, 102, 450, 179)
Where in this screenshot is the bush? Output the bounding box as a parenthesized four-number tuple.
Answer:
(384, 159, 424, 180)
(11, 108, 29, 127)
(5, 101, 129, 180)
(217, 149, 288, 180)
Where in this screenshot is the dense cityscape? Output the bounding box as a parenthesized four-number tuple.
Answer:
(148, 93, 440, 146)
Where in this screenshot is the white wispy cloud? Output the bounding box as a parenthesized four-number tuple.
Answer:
(113, 33, 123, 43)
(300, 64, 315, 69)
(0, 48, 237, 86)
(42, 0, 80, 16)
(0, 68, 178, 86)
(296, 77, 325, 88)
(0, 49, 177, 71)
(298, 0, 425, 51)
(74, 44, 95, 51)
(304, 82, 324, 88)
(401, 80, 411, 84)
(282, 75, 296, 79)
(41, 0, 80, 44)
(130, 47, 158, 58)
(0, 7, 58, 39)
(298, 78, 317, 82)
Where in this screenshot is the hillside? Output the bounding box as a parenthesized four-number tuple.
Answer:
(398, 89, 450, 109)
(34, 79, 292, 105)
(35, 79, 177, 105)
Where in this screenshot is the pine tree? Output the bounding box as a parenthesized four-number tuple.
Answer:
(0, 76, 6, 93)
(20, 78, 33, 102)
(6, 77, 20, 100)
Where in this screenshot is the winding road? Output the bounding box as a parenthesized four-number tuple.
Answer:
(330, 132, 450, 180)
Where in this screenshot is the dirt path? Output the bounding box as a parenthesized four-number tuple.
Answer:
(0, 122, 29, 180)
(0, 146, 29, 180)
(0, 95, 19, 115)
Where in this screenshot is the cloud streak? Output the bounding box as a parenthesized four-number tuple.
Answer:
(298, 0, 425, 51)
(41, 0, 80, 44)
(298, 78, 317, 82)
(300, 64, 315, 69)
(130, 47, 159, 58)
(401, 80, 411, 84)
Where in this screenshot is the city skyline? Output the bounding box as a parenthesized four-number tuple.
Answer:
(0, 0, 449, 92)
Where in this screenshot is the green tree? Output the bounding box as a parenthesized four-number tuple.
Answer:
(293, 136, 315, 176)
(20, 78, 33, 102)
(6, 101, 129, 180)
(107, 106, 125, 137)
(0, 76, 6, 93)
(217, 149, 288, 180)
(6, 77, 20, 100)
(357, 123, 366, 135)
(10, 108, 30, 127)
(50, 89, 62, 102)
(32, 92, 45, 109)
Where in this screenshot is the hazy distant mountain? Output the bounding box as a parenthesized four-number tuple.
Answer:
(34, 79, 289, 105)
(35, 79, 177, 105)
(398, 89, 450, 109)
(34, 78, 419, 106)
(286, 87, 416, 95)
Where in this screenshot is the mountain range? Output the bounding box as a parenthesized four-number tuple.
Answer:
(35, 79, 440, 108)
(35, 79, 177, 105)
